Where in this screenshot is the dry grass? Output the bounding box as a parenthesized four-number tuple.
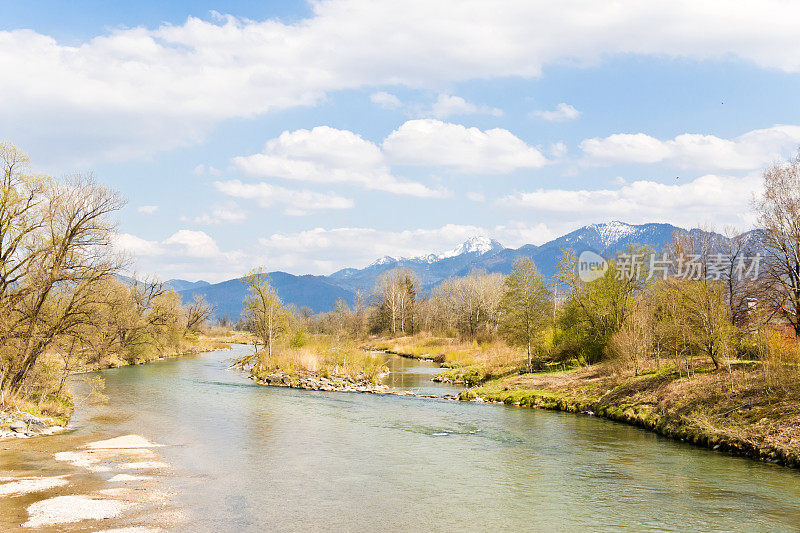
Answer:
(200, 329, 258, 345)
(255, 335, 387, 383)
(368, 333, 526, 384)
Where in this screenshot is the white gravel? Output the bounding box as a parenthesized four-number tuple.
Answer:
(84, 435, 161, 449)
(0, 476, 69, 496)
(108, 474, 152, 482)
(23, 495, 128, 528)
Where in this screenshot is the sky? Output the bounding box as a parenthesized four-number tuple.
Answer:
(2, 0, 800, 282)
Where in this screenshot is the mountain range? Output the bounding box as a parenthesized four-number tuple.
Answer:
(172, 221, 699, 319)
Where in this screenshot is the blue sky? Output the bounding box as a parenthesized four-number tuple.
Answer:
(2, 1, 799, 281)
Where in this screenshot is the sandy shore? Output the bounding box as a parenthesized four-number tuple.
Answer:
(0, 434, 182, 531)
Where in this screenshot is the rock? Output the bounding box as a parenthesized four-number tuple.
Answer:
(22, 414, 49, 434)
(10, 420, 27, 433)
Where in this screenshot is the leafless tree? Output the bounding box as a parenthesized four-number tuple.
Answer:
(753, 151, 800, 335)
(185, 294, 214, 333)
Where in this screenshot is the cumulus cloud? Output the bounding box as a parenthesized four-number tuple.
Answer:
(213, 179, 355, 215)
(111, 233, 163, 257)
(5, 1, 800, 161)
(581, 125, 800, 169)
(370, 91, 402, 109)
(532, 103, 581, 122)
(501, 173, 760, 228)
(383, 119, 547, 173)
(112, 229, 249, 281)
(113, 229, 222, 261)
(163, 230, 222, 258)
(231, 126, 446, 197)
(427, 94, 503, 119)
(137, 205, 159, 214)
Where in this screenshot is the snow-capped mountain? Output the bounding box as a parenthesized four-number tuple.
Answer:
(329, 221, 689, 293)
(438, 236, 504, 259)
(178, 221, 714, 317)
(368, 236, 503, 266)
(588, 221, 639, 248)
(369, 256, 397, 266)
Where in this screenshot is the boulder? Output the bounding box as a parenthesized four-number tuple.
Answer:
(9, 420, 27, 433)
(23, 414, 48, 433)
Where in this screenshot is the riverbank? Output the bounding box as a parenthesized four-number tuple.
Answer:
(460, 364, 800, 468)
(0, 434, 181, 530)
(0, 336, 234, 441)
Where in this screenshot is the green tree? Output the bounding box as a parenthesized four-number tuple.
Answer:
(500, 258, 551, 369)
(242, 269, 285, 359)
(555, 245, 649, 363)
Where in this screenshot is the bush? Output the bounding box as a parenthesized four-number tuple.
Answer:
(289, 330, 308, 348)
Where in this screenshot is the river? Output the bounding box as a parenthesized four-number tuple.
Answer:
(2, 343, 800, 531)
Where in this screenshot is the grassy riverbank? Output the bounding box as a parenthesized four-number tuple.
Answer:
(460, 362, 800, 467)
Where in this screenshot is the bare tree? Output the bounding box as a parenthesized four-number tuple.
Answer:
(185, 294, 214, 333)
(1, 171, 125, 395)
(372, 268, 418, 335)
(753, 152, 800, 335)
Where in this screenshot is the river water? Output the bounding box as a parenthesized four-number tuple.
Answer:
(2, 343, 800, 531)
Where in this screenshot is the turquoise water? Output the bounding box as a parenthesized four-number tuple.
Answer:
(5, 344, 800, 531)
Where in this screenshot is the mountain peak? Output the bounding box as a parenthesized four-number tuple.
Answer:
(439, 235, 503, 259)
(587, 221, 637, 247)
(370, 255, 397, 267)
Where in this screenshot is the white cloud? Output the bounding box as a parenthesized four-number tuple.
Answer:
(6, 1, 800, 161)
(112, 233, 163, 257)
(113, 230, 222, 260)
(370, 91, 402, 109)
(231, 126, 446, 197)
(427, 94, 503, 119)
(532, 103, 581, 122)
(112, 221, 557, 280)
(466, 191, 485, 202)
(192, 164, 222, 176)
(581, 125, 800, 169)
(213, 179, 355, 215)
(383, 119, 547, 173)
(501, 173, 760, 228)
(137, 205, 159, 214)
(163, 230, 221, 258)
(112, 229, 248, 281)
(193, 204, 247, 225)
(548, 141, 568, 158)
